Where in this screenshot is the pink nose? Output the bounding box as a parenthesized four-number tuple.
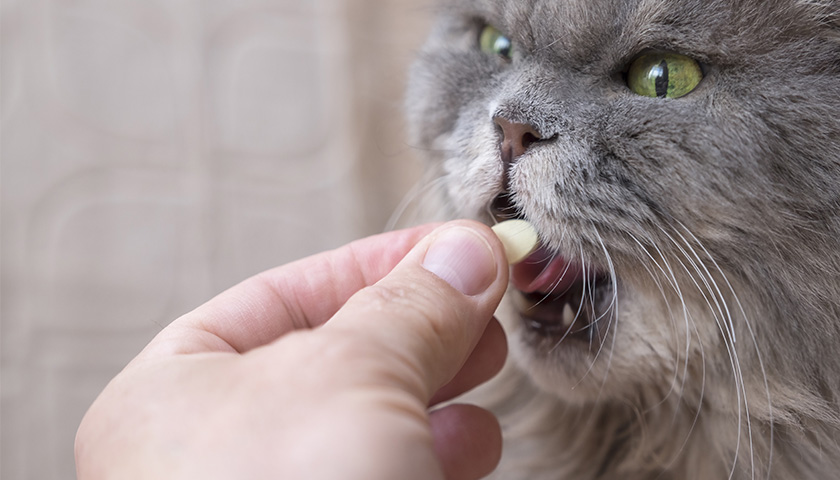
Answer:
(494, 116, 543, 164)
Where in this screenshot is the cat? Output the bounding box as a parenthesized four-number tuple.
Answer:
(404, 0, 840, 478)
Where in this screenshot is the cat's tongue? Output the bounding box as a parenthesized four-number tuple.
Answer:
(512, 247, 584, 294)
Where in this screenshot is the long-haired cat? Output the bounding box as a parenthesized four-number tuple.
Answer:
(405, 0, 840, 478)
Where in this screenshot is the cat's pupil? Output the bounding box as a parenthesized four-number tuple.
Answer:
(626, 52, 702, 99)
(654, 60, 669, 98)
(494, 37, 512, 58)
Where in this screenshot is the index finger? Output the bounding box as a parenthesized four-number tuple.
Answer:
(148, 223, 442, 355)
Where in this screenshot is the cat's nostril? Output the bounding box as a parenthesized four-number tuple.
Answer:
(521, 131, 540, 152)
(493, 116, 543, 165)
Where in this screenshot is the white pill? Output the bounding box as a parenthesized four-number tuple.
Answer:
(491, 219, 539, 265)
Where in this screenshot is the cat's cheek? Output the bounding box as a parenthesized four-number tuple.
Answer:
(499, 288, 695, 404)
(447, 177, 497, 218)
(439, 119, 506, 219)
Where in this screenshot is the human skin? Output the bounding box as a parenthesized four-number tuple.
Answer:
(75, 220, 511, 480)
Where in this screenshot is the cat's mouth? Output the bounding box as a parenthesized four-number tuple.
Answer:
(491, 195, 615, 342)
(511, 247, 615, 342)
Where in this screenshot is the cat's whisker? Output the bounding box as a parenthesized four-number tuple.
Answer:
(590, 227, 619, 333)
(683, 313, 710, 473)
(626, 232, 690, 411)
(673, 255, 743, 479)
(569, 233, 620, 388)
(660, 226, 756, 480)
(546, 247, 588, 352)
(664, 231, 737, 346)
(627, 230, 695, 405)
(567, 247, 602, 384)
(385, 172, 452, 231)
(527, 251, 576, 311)
(673, 230, 739, 345)
(675, 243, 759, 480)
(641, 234, 713, 473)
(621, 230, 718, 473)
(589, 227, 621, 405)
(675, 221, 776, 479)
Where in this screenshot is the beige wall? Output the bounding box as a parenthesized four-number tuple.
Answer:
(1, 1, 433, 477)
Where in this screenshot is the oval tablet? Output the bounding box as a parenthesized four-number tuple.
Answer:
(491, 219, 539, 265)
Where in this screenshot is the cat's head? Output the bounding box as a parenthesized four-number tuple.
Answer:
(406, 0, 840, 410)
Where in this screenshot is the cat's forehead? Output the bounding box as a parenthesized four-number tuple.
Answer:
(444, 0, 834, 66)
(450, 0, 823, 25)
(450, 0, 717, 33)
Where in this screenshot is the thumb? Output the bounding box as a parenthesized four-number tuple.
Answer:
(323, 220, 510, 402)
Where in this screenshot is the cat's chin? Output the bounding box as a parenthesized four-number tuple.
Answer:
(499, 276, 691, 406)
(504, 323, 616, 405)
(503, 290, 624, 405)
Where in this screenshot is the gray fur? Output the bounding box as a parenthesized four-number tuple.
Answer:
(405, 0, 840, 478)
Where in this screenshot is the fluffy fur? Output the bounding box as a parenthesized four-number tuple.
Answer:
(405, 0, 840, 478)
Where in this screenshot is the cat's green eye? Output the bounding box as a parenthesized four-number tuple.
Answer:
(479, 25, 513, 60)
(627, 52, 703, 99)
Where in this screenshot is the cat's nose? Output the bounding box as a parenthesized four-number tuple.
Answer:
(493, 116, 543, 164)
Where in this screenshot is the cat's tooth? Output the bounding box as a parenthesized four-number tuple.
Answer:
(562, 304, 575, 330)
(491, 219, 539, 265)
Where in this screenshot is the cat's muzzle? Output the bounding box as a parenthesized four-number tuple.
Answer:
(489, 194, 616, 343)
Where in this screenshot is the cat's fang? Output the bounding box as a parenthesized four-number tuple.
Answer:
(516, 277, 614, 341)
(561, 303, 575, 330)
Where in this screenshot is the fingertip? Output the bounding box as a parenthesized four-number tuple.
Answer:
(421, 223, 504, 296)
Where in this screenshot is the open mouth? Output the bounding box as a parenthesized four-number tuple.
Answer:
(511, 247, 615, 342)
(490, 194, 616, 342)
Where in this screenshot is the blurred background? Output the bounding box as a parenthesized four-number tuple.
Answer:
(1, 0, 434, 477)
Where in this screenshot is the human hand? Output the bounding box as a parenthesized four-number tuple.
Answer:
(75, 220, 510, 480)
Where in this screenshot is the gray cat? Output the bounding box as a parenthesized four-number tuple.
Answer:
(405, 0, 840, 478)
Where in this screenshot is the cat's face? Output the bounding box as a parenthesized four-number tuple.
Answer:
(407, 0, 840, 406)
